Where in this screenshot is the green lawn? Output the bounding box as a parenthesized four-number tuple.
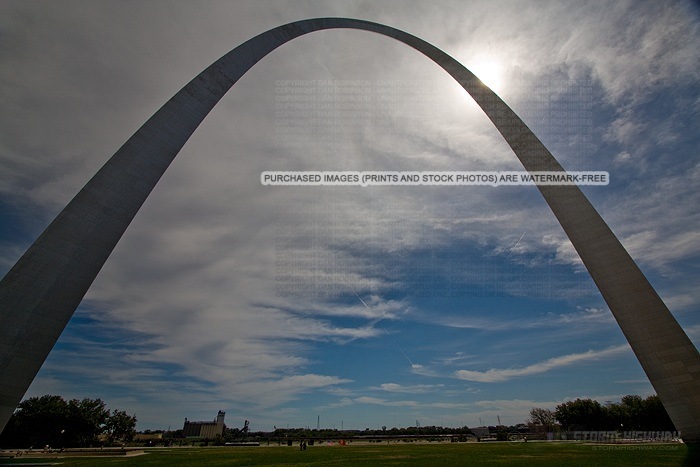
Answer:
(1, 442, 695, 466)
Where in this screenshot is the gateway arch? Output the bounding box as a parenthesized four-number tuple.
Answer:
(1, 18, 699, 440)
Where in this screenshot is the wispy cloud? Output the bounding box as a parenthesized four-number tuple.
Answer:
(353, 396, 469, 411)
(410, 364, 440, 378)
(354, 397, 418, 407)
(374, 383, 444, 394)
(425, 306, 613, 332)
(454, 345, 629, 382)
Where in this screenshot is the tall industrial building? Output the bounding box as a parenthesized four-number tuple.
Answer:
(182, 411, 226, 438)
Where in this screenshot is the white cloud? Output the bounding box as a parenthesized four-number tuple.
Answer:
(354, 396, 418, 407)
(425, 306, 613, 333)
(410, 364, 440, 378)
(454, 345, 629, 382)
(375, 383, 444, 394)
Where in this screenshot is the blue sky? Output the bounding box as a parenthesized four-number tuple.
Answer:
(1, 0, 699, 432)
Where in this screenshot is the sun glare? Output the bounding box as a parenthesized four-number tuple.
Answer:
(470, 59, 504, 94)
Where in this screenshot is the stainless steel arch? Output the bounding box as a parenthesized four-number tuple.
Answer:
(1, 18, 698, 440)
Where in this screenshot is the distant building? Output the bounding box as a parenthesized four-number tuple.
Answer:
(471, 426, 490, 438)
(183, 410, 226, 438)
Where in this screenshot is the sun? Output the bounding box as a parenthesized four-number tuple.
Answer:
(469, 59, 504, 94)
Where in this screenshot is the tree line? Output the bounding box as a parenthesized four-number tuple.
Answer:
(0, 395, 137, 448)
(529, 395, 675, 434)
(1, 393, 673, 448)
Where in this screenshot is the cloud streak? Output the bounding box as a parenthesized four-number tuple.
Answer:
(454, 345, 630, 382)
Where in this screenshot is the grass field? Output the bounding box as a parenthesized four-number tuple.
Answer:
(1, 441, 695, 466)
